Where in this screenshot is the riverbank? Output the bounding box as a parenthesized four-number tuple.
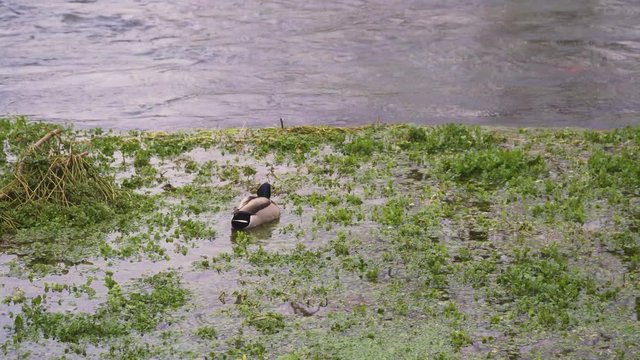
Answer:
(1, 117, 638, 359)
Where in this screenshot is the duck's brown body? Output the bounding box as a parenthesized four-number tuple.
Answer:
(231, 183, 280, 230)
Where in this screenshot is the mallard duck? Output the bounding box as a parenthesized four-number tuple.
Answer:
(231, 183, 280, 230)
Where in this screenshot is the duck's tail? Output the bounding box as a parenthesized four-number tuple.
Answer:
(231, 212, 252, 229)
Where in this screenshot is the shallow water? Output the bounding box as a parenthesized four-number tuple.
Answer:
(1, 126, 638, 358)
(1, 0, 640, 129)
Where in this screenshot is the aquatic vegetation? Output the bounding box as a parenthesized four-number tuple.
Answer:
(449, 330, 472, 351)
(438, 148, 545, 189)
(583, 125, 640, 145)
(248, 126, 350, 163)
(460, 257, 497, 288)
(194, 325, 217, 340)
(588, 149, 640, 193)
(176, 219, 215, 241)
(392, 123, 500, 155)
(607, 228, 640, 271)
(0, 121, 165, 273)
(5, 271, 187, 347)
(495, 244, 609, 329)
(193, 253, 232, 273)
(173, 184, 238, 215)
(245, 312, 285, 334)
(340, 128, 386, 157)
(277, 319, 463, 360)
(1, 118, 639, 359)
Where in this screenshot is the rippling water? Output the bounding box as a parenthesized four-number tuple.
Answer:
(1, 0, 639, 129)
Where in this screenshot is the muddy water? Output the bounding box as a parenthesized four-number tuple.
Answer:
(1, 0, 640, 129)
(0, 146, 314, 347)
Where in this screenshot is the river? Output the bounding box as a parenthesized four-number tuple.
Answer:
(1, 0, 639, 129)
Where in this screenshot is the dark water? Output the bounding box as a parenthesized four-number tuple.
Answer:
(1, 0, 639, 130)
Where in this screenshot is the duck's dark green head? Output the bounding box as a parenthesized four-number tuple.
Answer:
(257, 182, 271, 198)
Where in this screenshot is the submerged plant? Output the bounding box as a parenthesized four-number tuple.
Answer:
(439, 148, 545, 189)
(496, 244, 605, 329)
(7, 271, 188, 345)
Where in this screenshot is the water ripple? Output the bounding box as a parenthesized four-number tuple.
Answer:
(0, 0, 639, 129)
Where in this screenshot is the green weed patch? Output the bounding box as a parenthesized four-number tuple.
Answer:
(6, 271, 187, 346)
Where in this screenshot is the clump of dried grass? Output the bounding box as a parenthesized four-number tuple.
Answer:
(1, 129, 116, 229)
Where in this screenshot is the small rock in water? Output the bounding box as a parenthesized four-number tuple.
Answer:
(162, 183, 176, 192)
(290, 302, 320, 316)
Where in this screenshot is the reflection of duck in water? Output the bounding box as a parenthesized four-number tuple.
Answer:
(231, 183, 280, 230)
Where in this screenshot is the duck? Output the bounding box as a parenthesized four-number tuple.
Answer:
(231, 182, 280, 230)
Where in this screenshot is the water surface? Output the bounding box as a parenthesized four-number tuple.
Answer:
(1, 0, 639, 129)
